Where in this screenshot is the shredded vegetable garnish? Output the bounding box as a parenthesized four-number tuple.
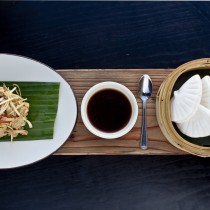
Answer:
(0, 84, 32, 141)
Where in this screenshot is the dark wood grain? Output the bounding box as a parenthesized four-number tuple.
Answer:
(1, 2, 210, 69)
(1, 2, 210, 210)
(0, 155, 210, 210)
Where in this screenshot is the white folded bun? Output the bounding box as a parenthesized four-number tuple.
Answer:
(201, 76, 210, 109)
(177, 105, 210, 138)
(171, 74, 202, 123)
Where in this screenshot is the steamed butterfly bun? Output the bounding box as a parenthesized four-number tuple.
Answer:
(201, 76, 210, 109)
(170, 74, 202, 123)
(177, 105, 210, 138)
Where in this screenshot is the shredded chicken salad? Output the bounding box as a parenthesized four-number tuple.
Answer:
(0, 84, 32, 141)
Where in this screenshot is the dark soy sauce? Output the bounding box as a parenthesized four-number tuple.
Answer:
(87, 89, 132, 132)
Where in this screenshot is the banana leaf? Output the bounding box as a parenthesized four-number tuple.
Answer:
(0, 82, 60, 141)
(171, 69, 210, 147)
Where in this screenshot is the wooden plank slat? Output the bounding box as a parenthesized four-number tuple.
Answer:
(54, 69, 185, 155)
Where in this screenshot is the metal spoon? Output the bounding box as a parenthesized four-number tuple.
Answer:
(138, 74, 153, 149)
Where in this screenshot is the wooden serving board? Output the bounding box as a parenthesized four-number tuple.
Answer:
(55, 69, 186, 155)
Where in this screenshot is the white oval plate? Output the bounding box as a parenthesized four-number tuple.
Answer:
(0, 54, 77, 169)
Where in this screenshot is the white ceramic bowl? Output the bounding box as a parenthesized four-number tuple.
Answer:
(81, 81, 138, 139)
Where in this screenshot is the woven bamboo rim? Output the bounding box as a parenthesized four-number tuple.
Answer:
(156, 58, 210, 157)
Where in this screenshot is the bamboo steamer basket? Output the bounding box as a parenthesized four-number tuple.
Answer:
(156, 58, 210, 157)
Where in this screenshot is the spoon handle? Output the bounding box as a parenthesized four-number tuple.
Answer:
(140, 99, 148, 149)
